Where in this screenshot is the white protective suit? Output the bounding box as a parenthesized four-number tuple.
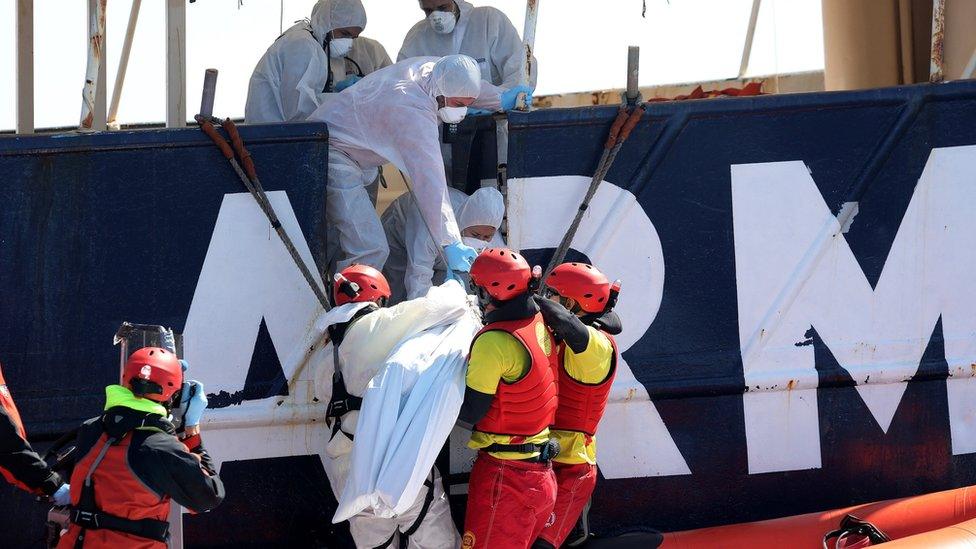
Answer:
(398, 0, 536, 89)
(313, 282, 478, 548)
(244, 0, 392, 124)
(307, 55, 502, 271)
(382, 187, 505, 303)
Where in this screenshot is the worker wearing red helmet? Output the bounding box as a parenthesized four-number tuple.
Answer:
(533, 262, 622, 549)
(317, 264, 460, 547)
(56, 347, 224, 548)
(460, 248, 560, 549)
(0, 361, 70, 503)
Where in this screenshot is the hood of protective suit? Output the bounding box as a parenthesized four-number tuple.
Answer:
(458, 187, 504, 231)
(428, 54, 481, 99)
(309, 0, 367, 45)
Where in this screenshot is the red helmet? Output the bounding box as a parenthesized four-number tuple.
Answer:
(122, 347, 183, 403)
(470, 248, 532, 302)
(545, 262, 611, 313)
(333, 264, 391, 306)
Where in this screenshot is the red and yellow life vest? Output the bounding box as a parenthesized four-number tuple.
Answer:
(472, 313, 559, 437)
(553, 331, 618, 436)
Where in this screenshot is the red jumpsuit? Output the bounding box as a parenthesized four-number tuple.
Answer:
(537, 329, 617, 548)
(461, 311, 559, 549)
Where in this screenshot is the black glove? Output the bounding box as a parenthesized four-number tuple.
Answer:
(533, 296, 590, 354)
(590, 310, 623, 335)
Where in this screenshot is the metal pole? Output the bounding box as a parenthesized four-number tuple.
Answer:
(625, 46, 640, 106)
(81, 0, 107, 131)
(522, 0, 539, 85)
(199, 69, 218, 119)
(517, 0, 540, 110)
(494, 114, 510, 246)
(738, 0, 761, 78)
(929, 0, 946, 83)
(16, 0, 33, 135)
(108, 0, 142, 128)
(166, 0, 187, 127)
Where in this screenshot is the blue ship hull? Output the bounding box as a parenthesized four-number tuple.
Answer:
(2, 79, 976, 547)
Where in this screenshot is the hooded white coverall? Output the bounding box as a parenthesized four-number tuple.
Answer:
(314, 286, 468, 548)
(382, 187, 505, 303)
(307, 56, 502, 271)
(398, 0, 537, 89)
(244, 0, 392, 124)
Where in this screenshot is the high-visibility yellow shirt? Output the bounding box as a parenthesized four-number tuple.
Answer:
(552, 326, 614, 465)
(466, 330, 550, 460)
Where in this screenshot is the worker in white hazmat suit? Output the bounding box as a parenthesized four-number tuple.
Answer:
(382, 186, 505, 303)
(314, 264, 461, 548)
(244, 0, 392, 124)
(398, 0, 537, 89)
(308, 54, 524, 273)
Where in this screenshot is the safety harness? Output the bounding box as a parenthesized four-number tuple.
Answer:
(325, 303, 441, 547)
(69, 412, 176, 547)
(372, 475, 437, 549)
(324, 304, 377, 441)
(482, 439, 561, 463)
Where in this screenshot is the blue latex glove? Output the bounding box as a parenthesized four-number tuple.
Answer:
(335, 75, 362, 92)
(52, 484, 70, 506)
(443, 242, 477, 273)
(180, 380, 208, 428)
(500, 85, 534, 111)
(179, 359, 189, 372)
(467, 107, 492, 116)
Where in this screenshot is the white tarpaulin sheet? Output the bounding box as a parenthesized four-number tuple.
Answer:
(331, 282, 480, 522)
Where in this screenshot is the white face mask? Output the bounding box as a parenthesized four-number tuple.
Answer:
(329, 37, 353, 58)
(428, 10, 457, 34)
(462, 236, 489, 252)
(438, 105, 467, 123)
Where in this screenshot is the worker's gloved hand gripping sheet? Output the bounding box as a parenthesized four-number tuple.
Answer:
(332, 281, 481, 522)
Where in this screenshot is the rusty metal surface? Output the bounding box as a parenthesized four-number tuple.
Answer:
(522, 0, 539, 86)
(930, 0, 946, 82)
(80, 0, 106, 130)
(534, 70, 825, 108)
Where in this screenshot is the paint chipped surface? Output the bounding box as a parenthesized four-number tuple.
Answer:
(838, 201, 859, 233)
(80, 0, 107, 129)
(930, 0, 946, 82)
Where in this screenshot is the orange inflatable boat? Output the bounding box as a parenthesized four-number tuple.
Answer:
(659, 485, 976, 548)
(879, 517, 976, 547)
